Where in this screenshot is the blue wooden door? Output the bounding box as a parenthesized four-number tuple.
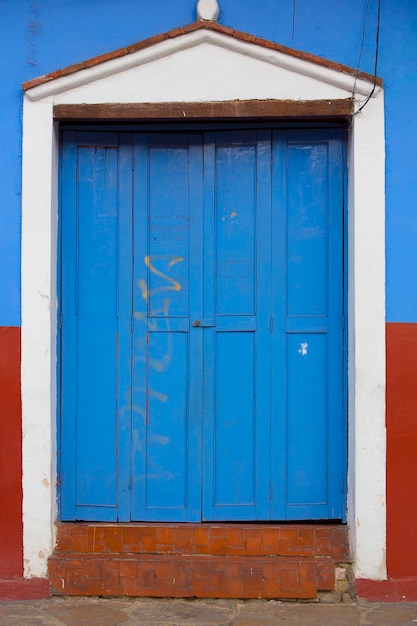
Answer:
(130, 134, 204, 521)
(270, 130, 345, 520)
(201, 131, 272, 520)
(60, 131, 134, 521)
(59, 127, 345, 522)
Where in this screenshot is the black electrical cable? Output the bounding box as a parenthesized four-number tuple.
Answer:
(353, 0, 381, 116)
(292, 0, 296, 39)
(352, 0, 371, 100)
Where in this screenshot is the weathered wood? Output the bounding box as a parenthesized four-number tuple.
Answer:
(53, 99, 353, 121)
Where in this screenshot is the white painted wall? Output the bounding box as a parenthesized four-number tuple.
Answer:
(21, 27, 386, 580)
(21, 97, 58, 577)
(50, 43, 349, 104)
(347, 93, 386, 579)
(27, 31, 375, 104)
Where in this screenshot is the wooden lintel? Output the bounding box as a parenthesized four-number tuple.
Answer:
(53, 99, 353, 121)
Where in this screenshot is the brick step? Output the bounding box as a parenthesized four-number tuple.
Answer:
(49, 553, 337, 598)
(54, 523, 349, 559)
(49, 523, 351, 599)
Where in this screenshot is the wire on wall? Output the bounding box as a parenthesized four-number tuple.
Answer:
(352, 0, 381, 116)
(351, 0, 371, 100)
(292, 0, 296, 39)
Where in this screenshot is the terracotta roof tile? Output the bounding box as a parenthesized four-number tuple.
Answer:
(22, 20, 382, 92)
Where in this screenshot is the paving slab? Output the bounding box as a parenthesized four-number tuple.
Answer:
(232, 601, 359, 625)
(129, 598, 239, 625)
(1, 597, 417, 626)
(46, 598, 131, 626)
(358, 599, 417, 626)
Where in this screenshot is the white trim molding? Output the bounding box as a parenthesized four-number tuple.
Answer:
(26, 30, 376, 104)
(21, 25, 385, 580)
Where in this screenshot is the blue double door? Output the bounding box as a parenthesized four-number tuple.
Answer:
(60, 127, 346, 522)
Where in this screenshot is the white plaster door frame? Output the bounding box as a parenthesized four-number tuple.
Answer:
(21, 24, 386, 581)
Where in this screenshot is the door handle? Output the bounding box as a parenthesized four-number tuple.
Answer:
(192, 319, 216, 328)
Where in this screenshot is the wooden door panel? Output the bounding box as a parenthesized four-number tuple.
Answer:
(131, 134, 203, 521)
(59, 127, 346, 523)
(60, 132, 120, 521)
(202, 131, 272, 521)
(271, 129, 345, 520)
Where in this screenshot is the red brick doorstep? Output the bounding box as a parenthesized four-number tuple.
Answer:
(49, 523, 349, 600)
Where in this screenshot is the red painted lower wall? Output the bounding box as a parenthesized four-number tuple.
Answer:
(1, 322, 416, 600)
(386, 322, 417, 579)
(355, 577, 417, 602)
(0, 326, 23, 578)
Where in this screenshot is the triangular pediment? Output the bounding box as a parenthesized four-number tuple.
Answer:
(23, 21, 380, 105)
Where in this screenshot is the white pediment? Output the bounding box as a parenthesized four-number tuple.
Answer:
(25, 28, 377, 105)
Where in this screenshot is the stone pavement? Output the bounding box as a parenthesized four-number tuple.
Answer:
(1, 597, 417, 626)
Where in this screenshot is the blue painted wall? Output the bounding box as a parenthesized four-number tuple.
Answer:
(1, 0, 416, 324)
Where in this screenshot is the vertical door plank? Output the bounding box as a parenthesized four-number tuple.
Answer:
(270, 131, 287, 520)
(254, 132, 273, 520)
(271, 129, 345, 520)
(285, 133, 329, 513)
(116, 133, 134, 521)
(131, 134, 204, 521)
(60, 130, 78, 520)
(203, 131, 271, 521)
(326, 129, 345, 519)
(61, 131, 120, 521)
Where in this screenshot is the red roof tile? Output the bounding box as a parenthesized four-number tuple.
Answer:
(22, 20, 382, 92)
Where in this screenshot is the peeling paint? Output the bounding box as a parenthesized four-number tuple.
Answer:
(298, 342, 308, 356)
(151, 434, 170, 446)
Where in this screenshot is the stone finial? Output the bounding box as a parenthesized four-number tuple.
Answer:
(196, 0, 220, 22)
